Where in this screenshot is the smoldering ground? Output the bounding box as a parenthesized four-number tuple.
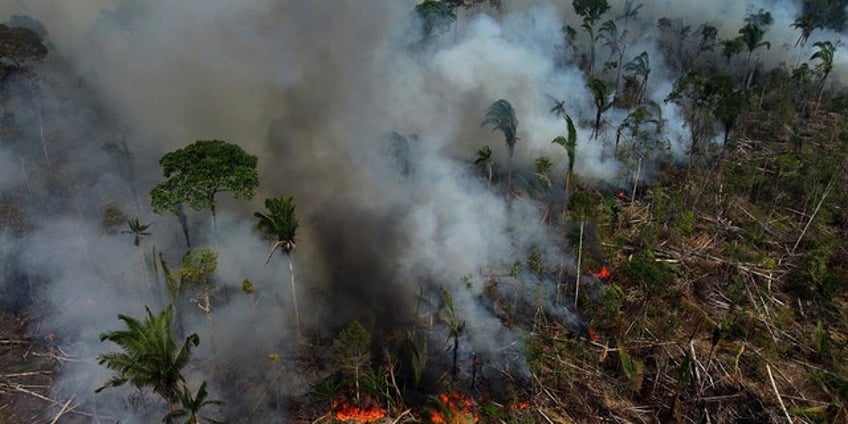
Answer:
(2, 0, 848, 421)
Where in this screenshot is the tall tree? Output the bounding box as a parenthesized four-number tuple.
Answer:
(623, 51, 650, 104)
(332, 320, 372, 404)
(150, 140, 258, 234)
(811, 40, 837, 107)
(255, 196, 302, 340)
(738, 10, 773, 88)
(588, 77, 613, 139)
(96, 306, 199, 409)
(572, 0, 610, 74)
(599, 20, 628, 97)
(439, 289, 465, 378)
(551, 105, 578, 198)
(791, 13, 822, 48)
(481, 99, 519, 195)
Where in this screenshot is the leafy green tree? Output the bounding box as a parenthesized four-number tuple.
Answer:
(162, 381, 223, 424)
(473, 144, 494, 188)
(255, 196, 302, 340)
(710, 76, 748, 149)
(738, 10, 773, 88)
(666, 72, 720, 163)
(720, 37, 745, 64)
(572, 0, 610, 73)
(811, 40, 837, 107)
(481, 99, 519, 195)
(96, 306, 200, 409)
(333, 320, 372, 404)
(123, 217, 151, 247)
(150, 140, 258, 233)
(791, 13, 823, 48)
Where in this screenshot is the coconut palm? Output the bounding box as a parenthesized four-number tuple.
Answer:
(255, 196, 302, 340)
(122, 217, 151, 247)
(473, 144, 494, 188)
(811, 40, 837, 107)
(96, 305, 199, 409)
(162, 381, 223, 424)
(481, 99, 519, 195)
(791, 13, 822, 48)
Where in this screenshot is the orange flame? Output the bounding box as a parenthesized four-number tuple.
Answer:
(430, 391, 478, 424)
(591, 265, 610, 280)
(587, 327, 600, 343)
(332, 398, 386, 423)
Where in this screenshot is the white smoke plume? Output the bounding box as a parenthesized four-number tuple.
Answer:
(1, 0, 846, 421)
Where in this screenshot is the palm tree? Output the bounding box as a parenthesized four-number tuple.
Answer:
(791, 13, 821, 48)
(481, 99, 519, 195)
(811, 40, 837, 108)
(551, 111, 578, 197)
(255, 196, 301, 340)
(588, 77, 613, 139)
(738, 11, 773, 88)
(599, 19, 627, 97)
(438, 289, 465, 378)
(122, 217, 151, 247)
(473, 144, 494, 188)
(623, 51, 650, 104)
(96, 305, 199, 409)
(162, 381, 223, 424)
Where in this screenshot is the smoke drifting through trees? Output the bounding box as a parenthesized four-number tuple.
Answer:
(1, 0, 847, 421)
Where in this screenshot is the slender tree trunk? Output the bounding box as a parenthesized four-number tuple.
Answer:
(178, 205, 191, 249)
(203, 281, 218, 375)
(451, 335, 459, 377)
(38, 110, 49, 167)
(209, 198, 217, 232)
(506, 150, 513, 197)
(288, 254, 302, 341)
(574, 220, 584, 309)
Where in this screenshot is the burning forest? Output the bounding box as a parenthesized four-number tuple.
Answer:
(3, 0, 848, 422)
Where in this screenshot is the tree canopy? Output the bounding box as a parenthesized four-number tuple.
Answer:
(0, 24, 47, 72)
(150, 140, 258, 221)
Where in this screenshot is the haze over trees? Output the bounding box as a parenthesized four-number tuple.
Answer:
(3, 0, 848, 423)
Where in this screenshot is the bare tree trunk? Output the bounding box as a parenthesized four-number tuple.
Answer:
(39, 111, 49, 167)
(288, 254, 302, 341)
(574, 220, 584, 309)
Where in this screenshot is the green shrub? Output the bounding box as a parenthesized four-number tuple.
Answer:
(620, 250, 674, 296)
